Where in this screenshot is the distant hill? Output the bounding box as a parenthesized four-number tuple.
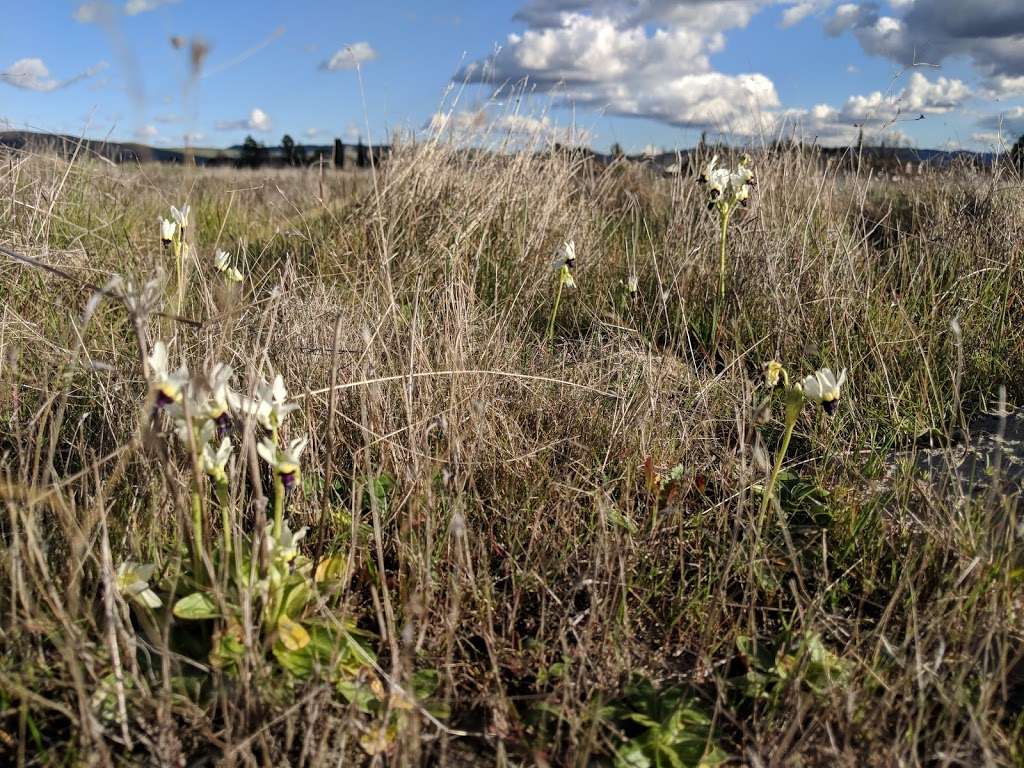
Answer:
(616, 145, 997, 176)
(0, 129, 997, 173)
(0, 130, 384, 168)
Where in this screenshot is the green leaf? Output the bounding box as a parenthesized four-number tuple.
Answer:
(274, 642, 314, 678)
(411, 668, 440, 699)
(281, 578, 312, 619)
(277, 615, 311, 651)
(336, 678, 379, 713)
(172, 592, 219, 620)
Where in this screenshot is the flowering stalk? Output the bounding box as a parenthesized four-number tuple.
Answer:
(699, 155, 753, 347)
(257, 434, 306, 540)
(760, 385, 801, 517)
(273, 473, 286, 541)
(161, 205, 190, 313)
(213, 479, 232, 560)
(546, 272, 566, 344)
(190, 485, 204, 576)
(758, 364, 847, 516)
(546, 241, 577, 345)
(714, 205, 732, 344)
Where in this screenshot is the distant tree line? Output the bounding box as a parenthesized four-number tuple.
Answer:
(237, 133, 384, 170)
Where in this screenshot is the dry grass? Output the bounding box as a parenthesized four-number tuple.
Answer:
(0, 138, 1023, 766)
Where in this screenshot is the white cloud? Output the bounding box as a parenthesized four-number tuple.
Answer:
(426, 108, 593, 146)
(135, 124, 158, 140)
(73, 2, 104, 22)
(780, 0, 832, 28)
(75, 0, 178, 20)
(449, 1, 977, 145)
(514, 0, 767, 32)
(0, 58, 59, 91)
(829, 0, 1024, 79)
(781, 3, 815, 27)
(124, 0, 179, 15)
(983, 75, 1024, 99)
(216, 107, 273, 133)
(977, 106, 1024, 137)
(321, 42, 377, 70)
(458, 11, 779, 131)
(0, 58, 108, 92)
(970, 130, 1009, 147)
(839, 72, 970, 124)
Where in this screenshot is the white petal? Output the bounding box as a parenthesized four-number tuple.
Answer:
(148, 341, 168, 375)
(288, 436, 308, 459)
(256, 440, 278, 466)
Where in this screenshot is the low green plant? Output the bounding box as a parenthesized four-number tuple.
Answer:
(608, 677, 726, 768)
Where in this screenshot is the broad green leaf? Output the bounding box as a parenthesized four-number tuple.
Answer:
(173, 592, 219, 620)
(314, 555, 348, 583)
(281, 578, 311, 619)
(277, 615, 311, 651)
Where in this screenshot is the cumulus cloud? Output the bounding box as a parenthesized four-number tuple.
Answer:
(970, 130, 1010, 148)
(135, 124, 158, 140)
(216, 107, 273, 133)
(828, 0, 1024, 82)
(426, 108, 594, 146)
(458, 10, 779, 131)
(0, 58, 108, 92)
(780, 0, 832, 28)
(124, 0, 180, 15)
(839, 72, 970, 123)
(513, 0, 768, 32)
(453, 1, 976, 145)
(75, 0, 178, 20)
(728, 72, 964, 146)
(977, 106, 1024, 137)
(73, 2, 106, 22)
(983, 75, 1024, 99)
(321, 42, 377, 71)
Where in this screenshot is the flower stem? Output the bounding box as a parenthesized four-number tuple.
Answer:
(190, 487, 203, 577)
(545, 279, 565, 345)
(215, 481, 232, 561)
(718, 209, 730, 310)
(760, 411, 797, 518)
(712, 207, 731, 350)
(272, 475, 285, 541)
(174, 240, 184, 314)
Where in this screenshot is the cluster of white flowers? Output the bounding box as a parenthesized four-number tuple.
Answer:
(763, 360, 848, 416)
(159, 204, 190, 248)
(699, 154, 755, 212)
(551, 239, 578, 289)
(145, 342, 306, 489)
(214, 249, 244, 283)
(160, 204, 245, 285)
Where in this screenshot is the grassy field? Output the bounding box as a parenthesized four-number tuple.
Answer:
(0, 140, 1022, 766)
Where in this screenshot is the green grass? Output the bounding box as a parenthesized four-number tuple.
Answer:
(0, 141, 1022, 766)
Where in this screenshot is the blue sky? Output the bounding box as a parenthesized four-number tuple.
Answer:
(2, 0, 1024, 152)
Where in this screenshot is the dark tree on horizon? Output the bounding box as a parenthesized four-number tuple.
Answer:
(281, 133, 296, 166)
(1011, 134, 1024, 171)
(240, 135, 267, 168)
